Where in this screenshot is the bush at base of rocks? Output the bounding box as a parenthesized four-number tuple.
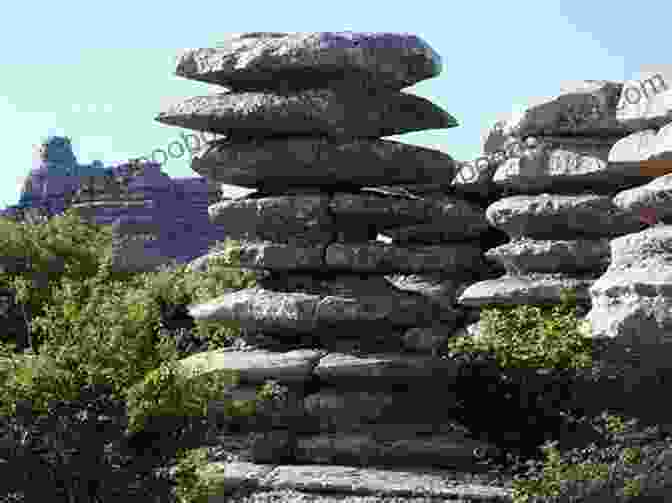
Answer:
(0, 209, 258, 501)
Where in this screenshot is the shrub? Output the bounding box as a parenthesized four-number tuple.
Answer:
(0, 211, 259, 501)
(510, 412, 672, 502)
(445, 288, 594, 371)
(171, 447, 227, 503)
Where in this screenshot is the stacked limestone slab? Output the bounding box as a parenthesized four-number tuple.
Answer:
(586, 70, 672, 349)
(155, 32, 508, 483)
(458, 78, 672, 363)
(458, 81, 651, 312)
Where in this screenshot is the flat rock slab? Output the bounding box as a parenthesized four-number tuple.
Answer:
(616, 69, 672, 130)
(586, 294, 672, 346)
(156, 89, 456, 138)
(493, 147, 651, 194)
(175, 32, 442, 92)
(485, 194, 645, 239)
(313, 352, 461, 387)
(590, 266, 672, 299)
(383, 273, 472, 306)
(649, 122, 672, 160)
(208, 195, 334, 244)
(330, 192, 489, 241)
(484, 238, 611, 274)
(187, 277, 463, 334)
(613, 173, 672, 220)
(191, 137, 456, 190)
(500, 80, 630, 137)
(457, 273, 595, 307)
(609, 129, 659, 162)
(175, 348, 326, 385)
(235, 241, 326, 271)
(199, 462, 514, 500)
(303, 389, 460, 430)
(293, 431, 500, 470)
(451, 157, 500, 198)
(325, 242, 484, 274)
(607, 225, 672, 268)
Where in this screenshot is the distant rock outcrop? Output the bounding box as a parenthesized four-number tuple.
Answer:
(1, 136, 228, 273)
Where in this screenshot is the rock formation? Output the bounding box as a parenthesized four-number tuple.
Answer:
(4, 33, 672, 501)
(1, 136, 228, 274)
(154, 34, 672, 499)
(461, 78, 672, 357)
(156, 31, 520, 499)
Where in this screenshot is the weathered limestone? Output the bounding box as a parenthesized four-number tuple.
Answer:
(585, 226, 672, 347)
(174, 32, 442, 92)
(191, 137, 457, 190)
(484, 238, 611, 275)
(457, 80, 665, 323)
(458, 274, 595, 308)
(485, 194, 644, 240)
(196, 462, 514, 501)
(158, 31, 510, 485)
(497, 80, 630, 138)
(613, 173, 672, 221)
(156, 89, 457, 138)
(616, 69, 672, 131)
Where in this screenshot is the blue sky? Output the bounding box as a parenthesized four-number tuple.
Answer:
(1, 0, 668, 208)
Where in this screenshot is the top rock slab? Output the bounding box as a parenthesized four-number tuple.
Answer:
(497, 80, 631, 138)
(175, 32, 442, 92)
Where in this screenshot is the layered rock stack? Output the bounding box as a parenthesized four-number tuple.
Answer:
(585, 69, 672, 354)
(156, 32, 510, 479)
(458, 82, 644, 311)
(457, 78, 672, 361)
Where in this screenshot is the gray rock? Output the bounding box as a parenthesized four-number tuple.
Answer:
(188, 287, 321, 333)
(383, 273, 470, 306)
(376, 221, 488, 244)
(235, 240, 326, 270)
(175, 347, 326, 385)
(484, 238, 611, 274)
(362, 183, 458, 197)
(325, 242, 484, 274)
(649, 122, 672, 160)
(401, 325, 454, 354)
(303, 390, 397, 429)
(209, 195, 334, 244)
(451, 321, 484, 341)
(313, 352, 460, 386)
(293, 430, 500, 470)
(612, 173, 672, 221)
(191, 137, 456, 190)
(499, 80, 629, 137)
(585, 294, 672, 346)
(330, 192, 489, 242)
(586, 228, 672, 346)
(608, 224, 672, 268)
(451, 157, 500, 198)
(492, 145, 647, 195)
(187, 278, 462, 335)
(175, 32, 442, 92)
(616, 69, 672, 130)
(590, 266, 672, 299)
(609, 129, 659, 162)
(156, 89, 457, 138)
(457, 273, 595, 307)
(485, 194, 645, 239)
(198, 461, 514, 500)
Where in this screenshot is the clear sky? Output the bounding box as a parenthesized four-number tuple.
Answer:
(1, 0, 668, 208)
